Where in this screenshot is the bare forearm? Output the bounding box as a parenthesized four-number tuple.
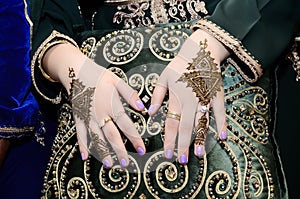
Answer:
(42, 43, 87, 90)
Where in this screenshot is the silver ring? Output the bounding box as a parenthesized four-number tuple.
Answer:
(112, 110, 125, 122)
(197, 105, 208, 113)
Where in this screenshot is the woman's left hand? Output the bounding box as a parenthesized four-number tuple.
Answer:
(148, 29, 230, 164)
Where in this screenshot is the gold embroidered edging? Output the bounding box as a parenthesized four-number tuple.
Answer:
(38, 40, 70, 83)
(23, 0, 33, 48)
(0, 126, 35, 133)
(104, 0, 147, 5)
(191, 19, 263, 83)
(31, 30, 79, 104)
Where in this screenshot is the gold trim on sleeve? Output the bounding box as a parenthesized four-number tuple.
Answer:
(0, 126, 35, 133)
(37, 40, 70, 82)
(191, 19, 263, 83)
(31, 30, 79, 104)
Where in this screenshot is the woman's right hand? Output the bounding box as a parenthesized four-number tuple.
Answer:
(43, 43, 146, 168)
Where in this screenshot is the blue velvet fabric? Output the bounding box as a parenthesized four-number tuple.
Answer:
(0, 0, 39, 138)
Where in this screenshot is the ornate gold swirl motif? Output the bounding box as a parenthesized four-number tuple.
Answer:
(204, 140, 240, 199)
(80, 37, 97, 58)
(112, 0, 208, 28)
(155, 161, 188, 193)
(125, 107, 147, 136)
(97, 29, 144, 65)
(67, 177, 88, 199)
(85, 155, 141, 198)
(249, 170, 264, 197)
(129, 73, 145, 95)
(143, 151, 206, 198)
(108, 67, 128, 82)
(149, 25, 190, 61)
(145, 72, 159, 97)
(226, 87, 270, 144)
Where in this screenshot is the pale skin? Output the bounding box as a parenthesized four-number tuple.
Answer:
(42, 29, 230, 167)
(149, 29, 230, 163)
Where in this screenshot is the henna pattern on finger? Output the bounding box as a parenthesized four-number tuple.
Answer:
(194, 115, 208, 145)
(88, 128, 111, 159)
(68, 67, 110, 159)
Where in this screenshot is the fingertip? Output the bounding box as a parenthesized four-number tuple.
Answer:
(103, 157, 113, 169)
(135, 100, 145, 110)
(137, 146, 145, 156)
(165, 149, 173, 159)
(219, 131, 227, 140)
(81, 151, 88, 161)
(120, 158, 128, 168)
(194, 145, 205, 157)
(147, 104, 160, 115)
(178, 154, 188, 165)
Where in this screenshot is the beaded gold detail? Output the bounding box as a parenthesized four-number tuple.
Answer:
(287, 36, 300, 81)
(192, 19, 263, 83)
(0, 126, 35, 133)
(149, 24, 190, 61)
(113, 0, 208, 28)
(31, 30, 78, 104)
(38, 40, 70, 83)
(41, 23, 278, 199)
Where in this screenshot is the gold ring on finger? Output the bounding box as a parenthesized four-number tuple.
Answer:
(99, 117, 112, 129)
(166, 112, 181, 121)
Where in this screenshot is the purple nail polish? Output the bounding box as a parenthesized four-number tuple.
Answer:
(179, 155, 187, 164)
(103, 159, 111, 168)
(148, 105, 154, 115)
(196, 145, 204, 156)
(136, 100, 145, 109)
(165, 149, 173, 159)
(120, 158, 127, 168)
(81, 153, 85, 160)
(220, 131, 227, 140)
(137, 147, 145, 155)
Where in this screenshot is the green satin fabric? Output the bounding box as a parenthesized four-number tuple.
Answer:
(41, 22, 288, 199)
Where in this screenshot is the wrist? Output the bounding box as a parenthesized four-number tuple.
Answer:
(42, 43, 87, 90)
(190, 29, 230, 64)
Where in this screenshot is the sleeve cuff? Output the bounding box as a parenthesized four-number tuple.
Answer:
(0, 126, 35, 139)
(191, 18, 263, 83)
(31, 30, 79, 104)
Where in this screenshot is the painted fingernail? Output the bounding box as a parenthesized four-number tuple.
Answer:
(103, 159, 111, 168)
(179, 155, 187, 164)
(165, 149, 173, 159)
(137, 147, 145, 155)
(220, 131, 227, 140)
(120, 158, 127, 168)
(136, 100, 145, 109)
(196, 145, 204, 156)
(81, 153, 85, 160)
(148, 105, 154, 115)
